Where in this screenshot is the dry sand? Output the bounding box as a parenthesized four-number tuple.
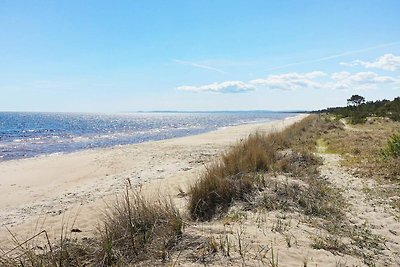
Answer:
(0, 114, 307, 252)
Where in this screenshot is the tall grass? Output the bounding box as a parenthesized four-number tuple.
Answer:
(188, 115, 322, 221)
(0, 189, 183, 266)
(98, 189, 183, 265)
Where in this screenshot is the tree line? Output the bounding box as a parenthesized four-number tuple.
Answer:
(317, 95, 400, 124)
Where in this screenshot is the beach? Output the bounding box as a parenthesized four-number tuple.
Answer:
(0, 114, 307, 251)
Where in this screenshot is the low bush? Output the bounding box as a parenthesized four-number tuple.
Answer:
(381, 133, 400, 159)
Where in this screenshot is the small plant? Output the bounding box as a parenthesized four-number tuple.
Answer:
(219, 226, 232, 257)
(311, 234, 348, 255)
(381, 133, 400, 158)
(269, 244, 279, 267)
(285, 233, 296, 248)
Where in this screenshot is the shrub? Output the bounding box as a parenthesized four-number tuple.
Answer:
(382, 133, 400, 159)
(349, 112, 367, 124)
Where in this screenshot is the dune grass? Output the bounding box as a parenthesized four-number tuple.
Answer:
(0, 189, 183, 266)
(188, 132, 275, 221)
(98, 189, 183, 265)
(187, 115, 340, 221)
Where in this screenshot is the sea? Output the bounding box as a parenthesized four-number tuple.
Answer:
(0, 111, 298, 161)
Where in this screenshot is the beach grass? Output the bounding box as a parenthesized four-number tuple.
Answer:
(0, 188, 183, 266)
(98, 188, 183, 265)
(187, 115, 344, 221)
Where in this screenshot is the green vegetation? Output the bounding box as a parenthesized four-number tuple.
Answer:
(320, 96, 400, 124)
(320, 116, 400, 181)
(381, 133, 400, 159)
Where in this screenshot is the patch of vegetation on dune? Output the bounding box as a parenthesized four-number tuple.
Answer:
(317, 95, 400, 180)
(321, 116, 400, 181)
(188, 115, 346, 221)
(0, 189, 183, 266)
(188, 113, 391, 266)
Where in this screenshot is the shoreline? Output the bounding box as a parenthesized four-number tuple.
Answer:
(0, 115, 301, 164)
(0, 114, 307, 250)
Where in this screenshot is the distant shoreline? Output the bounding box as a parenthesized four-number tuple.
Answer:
(0, 112, 300, 162)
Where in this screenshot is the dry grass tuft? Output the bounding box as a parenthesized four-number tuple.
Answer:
(259, 173, 345, 220)
(0, 189, 183, 266)
(0, 228, 97, 266)
(188, 131, 279, 221)
(98, 189, 183, 265)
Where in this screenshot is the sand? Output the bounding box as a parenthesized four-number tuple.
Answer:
(0, 114, 307, 251)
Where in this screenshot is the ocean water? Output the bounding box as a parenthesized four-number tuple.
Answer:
(0, 111, 297, 161)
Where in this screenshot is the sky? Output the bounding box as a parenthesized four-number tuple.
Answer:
(1, 0, 400, 112)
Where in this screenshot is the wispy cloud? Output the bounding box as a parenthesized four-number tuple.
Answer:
(340, 54, 400, 71)
(173, 59, 228, 74)
(266, 42, 400, 71)
(177, 81, 254, 93)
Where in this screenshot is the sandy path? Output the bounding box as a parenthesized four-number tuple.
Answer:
(319, 153, 400, 266)
(0, 114, 307, 251)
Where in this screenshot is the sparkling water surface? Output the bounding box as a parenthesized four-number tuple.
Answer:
(0, 111, 297, 161)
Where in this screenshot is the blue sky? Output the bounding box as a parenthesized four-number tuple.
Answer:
(1, 0, 399, 112)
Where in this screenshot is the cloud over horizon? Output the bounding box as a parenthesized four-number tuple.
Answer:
(177, 70, 399, 93)
(340, 54, 400, 71)
(176, 81, 255, 93)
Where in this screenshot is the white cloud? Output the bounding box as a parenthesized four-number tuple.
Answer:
(177, 71, 399, 94)
(177, 81, 255, 93)
(340, 54, 400, 71)
(329, 71, 398, 90)
(249, 71, 327, 90)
